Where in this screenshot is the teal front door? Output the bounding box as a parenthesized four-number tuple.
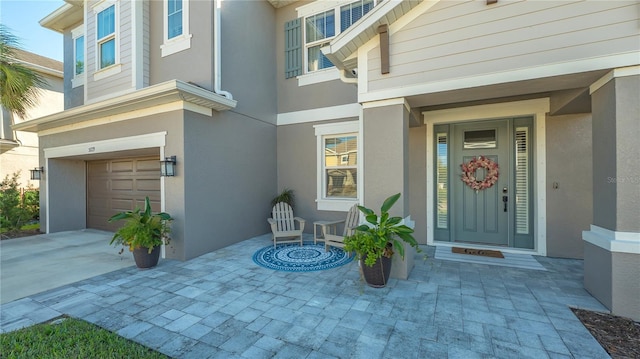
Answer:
(452, 120, 510, 246)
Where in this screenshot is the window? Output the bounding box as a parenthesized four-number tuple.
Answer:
(299, 0, 377, 74)
(162, 0, 192, 57)
(314, 121, 360, 211)
(71, 25, 84, 88)
(167, 0, 183, 39)
(97, 4, 116, 69)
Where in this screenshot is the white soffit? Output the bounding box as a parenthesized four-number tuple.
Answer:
(40, 2, 83, 33)
(322, 0, 426, 70)
(13, 80, 238, 133)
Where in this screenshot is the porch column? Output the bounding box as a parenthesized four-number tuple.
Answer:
(583, 67, 640, 321)
(362, 99, 414, 280)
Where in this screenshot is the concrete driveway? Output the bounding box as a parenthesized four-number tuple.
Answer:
(0, 229, 134, 304)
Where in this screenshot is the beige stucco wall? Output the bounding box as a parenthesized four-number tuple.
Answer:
(545, 113, 593, 259)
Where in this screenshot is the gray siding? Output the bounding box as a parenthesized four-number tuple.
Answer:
(85, 0, 134, 100)
(275, 2, 357, 114)
(63, 28, 84, 109)
(367, 0, 639, 93)
(546, 113, 592, 259)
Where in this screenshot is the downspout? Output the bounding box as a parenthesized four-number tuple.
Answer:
(213, 0, 233, 100)
(340, 69, 357, 84)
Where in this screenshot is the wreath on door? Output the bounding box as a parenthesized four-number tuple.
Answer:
(460, 156, 499, 193)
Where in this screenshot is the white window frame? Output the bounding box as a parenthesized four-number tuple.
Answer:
(297, 0, 377, 85)
(314, 121, 360, 211)
(161, 0, 192, 57)
(71, 24, 84, 88)
(93, 0, 121, 81)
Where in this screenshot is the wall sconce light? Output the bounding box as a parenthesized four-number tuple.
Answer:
(30, 167, 44, 180)
(160, 156, 177, 177)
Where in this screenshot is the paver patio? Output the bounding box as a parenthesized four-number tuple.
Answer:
(1, 233, 611, 358)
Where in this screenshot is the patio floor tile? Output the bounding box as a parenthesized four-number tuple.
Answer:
(0, 233, 612, 358)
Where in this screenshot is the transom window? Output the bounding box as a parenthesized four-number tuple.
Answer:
(304, 0, 376, 73)
(97, 4, 116, 69)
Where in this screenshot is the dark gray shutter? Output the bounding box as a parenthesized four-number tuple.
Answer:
(284, 18, 302, 78)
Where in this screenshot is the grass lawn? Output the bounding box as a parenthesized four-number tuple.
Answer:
(0, 316, 169, 359)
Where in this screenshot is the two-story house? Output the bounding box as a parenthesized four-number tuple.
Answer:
(15, 0, 639, 320)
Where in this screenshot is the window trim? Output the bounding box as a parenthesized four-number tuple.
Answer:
(71, 24, 84, 88)
(93, 1, 120, 79)
(297, 0, 377, 85)
(314, 121, 360, 211)
(161, 0, 192, 57)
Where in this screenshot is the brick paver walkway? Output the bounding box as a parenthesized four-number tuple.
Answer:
(1, 234, 611, 358)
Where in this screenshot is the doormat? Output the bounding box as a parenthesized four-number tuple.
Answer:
(452, 247, 504, 258)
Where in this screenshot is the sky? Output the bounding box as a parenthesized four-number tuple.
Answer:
(1, 0, 66, 62)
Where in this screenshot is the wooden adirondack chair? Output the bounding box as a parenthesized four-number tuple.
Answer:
(268, 202, 305, 248)
(324, 204, 360, 254)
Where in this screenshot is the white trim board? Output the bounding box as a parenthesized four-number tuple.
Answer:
(277, 103, 360, 126)
(44, 132, 167, 159)
(583, 225, 640, 254)
(423, 99, 550, 256)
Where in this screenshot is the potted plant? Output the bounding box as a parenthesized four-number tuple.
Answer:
(271, 188, 295, 208)
(344, 193, 420, 287)
(108, 197, 172, 269)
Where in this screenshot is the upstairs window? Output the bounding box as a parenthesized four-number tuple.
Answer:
(167, 0, 183, 39)
(288, 0, 377, 77)
(97, 4, 116, 69)
(162, 0, 192, 57)
(71, 24, 84, 88)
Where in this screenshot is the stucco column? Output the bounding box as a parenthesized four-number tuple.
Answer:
(583, 68, 640, 321)
(362, 99, 415, 280)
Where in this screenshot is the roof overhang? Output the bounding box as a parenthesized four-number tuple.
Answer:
(12, 80, 238, 133)
(322, 0, 426, 71)
(40, 1, 83, 33)
(267, 0, 298, 8)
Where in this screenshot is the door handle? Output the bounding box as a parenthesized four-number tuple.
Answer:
(502, 196, 508, 212)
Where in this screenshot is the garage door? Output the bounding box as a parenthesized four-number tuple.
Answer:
(87, 157, 161, 232)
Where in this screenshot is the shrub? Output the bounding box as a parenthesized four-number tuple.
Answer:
(0, 172, 39, 232)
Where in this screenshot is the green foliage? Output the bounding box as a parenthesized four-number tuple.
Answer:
(271, 188, 295, 209)
(109, 197, 172, 253)
(0, 316, 169, 358)
(0, 25, 46, 118)
(0, 172, 39, 233)
(344, 193, 421, 267)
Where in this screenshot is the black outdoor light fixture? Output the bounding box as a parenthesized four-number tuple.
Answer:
(160, 156, 177, 177)
(30, 167, 44, 180)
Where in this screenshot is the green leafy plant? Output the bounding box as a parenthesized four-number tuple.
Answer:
(109, 197, 172, 254)
(344, 193, 421, 266)
(0, 172, 38, 233)
(271, 188, 295, 209)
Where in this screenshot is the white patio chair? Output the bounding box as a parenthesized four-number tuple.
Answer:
(323, 204, 360, 254)
(268, 202, 305, 248)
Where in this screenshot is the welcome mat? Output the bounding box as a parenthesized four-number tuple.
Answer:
(252, 242, 354, 272)
(435, 246, 547, 271)
(452, 247, 504, 258)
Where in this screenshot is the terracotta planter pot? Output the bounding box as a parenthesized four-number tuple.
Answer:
(360, 254, 392, 288)
(132, 246, 160, 269)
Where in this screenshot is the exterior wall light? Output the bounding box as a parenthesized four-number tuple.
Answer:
(160, 156, 177, 177)
(30, 167, 44, 180)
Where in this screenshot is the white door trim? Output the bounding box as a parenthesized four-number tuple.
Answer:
(423, 99, 549, 256)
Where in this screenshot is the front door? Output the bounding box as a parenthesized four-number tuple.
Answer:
(452, 120, 510, 245)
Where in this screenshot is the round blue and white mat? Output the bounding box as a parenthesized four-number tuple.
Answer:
(252, 242, 354, 272)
